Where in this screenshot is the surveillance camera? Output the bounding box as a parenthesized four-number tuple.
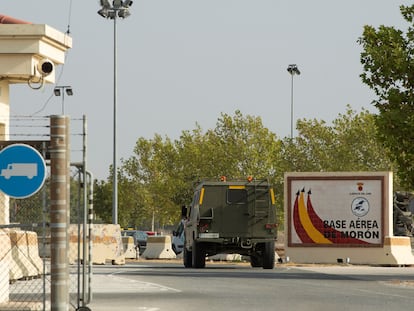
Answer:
(37, 59, 54, 77)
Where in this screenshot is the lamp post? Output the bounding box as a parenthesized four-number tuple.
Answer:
(53, 86, 73, 115)
(287, 64, 300, 139)
(97, 0, 133, 225)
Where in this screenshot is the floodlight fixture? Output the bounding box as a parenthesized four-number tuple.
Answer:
(113, 0, 123, 7)
(123, 0, 133, 8)
(97, 0, 132, 20)
(54, 85, 73, 115)
(98, 8, 109, 18)
(118, 9, 131, 19)
(65, 87, 73, 96)
(100, 0, 111, 7)
(287, 64, 301, 76)
(287, 64, 301, 139)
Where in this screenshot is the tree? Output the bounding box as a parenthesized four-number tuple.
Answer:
(93, 179, 112, 223)
(209, 110, 281, 179)
(359, 4, 414, 188)
(120, 134, 181, 229)
(115, 110, 282, 229)
(280, 107, 394, 174)
(94, 108, 394, 229)
(174, 111, 281, 181)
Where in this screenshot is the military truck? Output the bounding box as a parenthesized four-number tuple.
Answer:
(182, 178, 277, 269)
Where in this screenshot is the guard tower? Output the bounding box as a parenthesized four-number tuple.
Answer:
(0, 15, 72, 223)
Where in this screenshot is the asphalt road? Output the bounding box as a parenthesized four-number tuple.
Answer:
(87, 260, 414, 311)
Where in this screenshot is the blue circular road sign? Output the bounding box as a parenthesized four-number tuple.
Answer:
(0, 144, 47, 198)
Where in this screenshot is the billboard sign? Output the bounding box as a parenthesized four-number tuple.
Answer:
(287, 174, 385, 247)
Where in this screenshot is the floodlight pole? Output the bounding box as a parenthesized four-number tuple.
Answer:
(287, 64, 300, 139)
(112, 12, 118, 225)
(290, 72, 294, 139)
(98, 2, 132, 225)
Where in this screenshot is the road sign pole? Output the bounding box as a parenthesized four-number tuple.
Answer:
(50, 115, 69, 311)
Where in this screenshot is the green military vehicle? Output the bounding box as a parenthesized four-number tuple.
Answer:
(182, 178, 278, 269)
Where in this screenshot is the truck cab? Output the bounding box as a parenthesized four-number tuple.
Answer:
(183, 178, 277, 269)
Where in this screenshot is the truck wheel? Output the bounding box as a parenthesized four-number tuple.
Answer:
(192, 241, 206, 268)
(183, 247, 192, 268)
(262, 241, 275, 269)
(250, 255, 262, 268)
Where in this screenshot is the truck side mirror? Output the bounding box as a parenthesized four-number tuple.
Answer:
(181, 205, 188, 218)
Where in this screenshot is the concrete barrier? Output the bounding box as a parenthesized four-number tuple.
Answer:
(24, 231, 43, 275)
(69, 224, 125, 265)
(8, 230, 43, 281)
(285, 236, 414, 265)
(142, 236, 176, 259)
(0, 301, 43, 311)
(0, 231, 10, 303)
(122, 236, 138, 259)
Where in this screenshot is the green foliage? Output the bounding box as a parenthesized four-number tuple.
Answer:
(280, 107, 393, 172)
(93, 179, 112, 223)
(119, 134, 181, 228)
(359, 4, 414, 188)
(114, 110, 282, 229)
(93, 108, 393, 230)
(10, 176, 88, 229)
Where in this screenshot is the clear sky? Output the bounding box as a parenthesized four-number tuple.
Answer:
(2, 1, 412, 180)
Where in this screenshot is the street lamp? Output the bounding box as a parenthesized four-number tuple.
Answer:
(54, 86, 73, 114)
(97, 0, 133, 225)
(287, 64, 300, 139)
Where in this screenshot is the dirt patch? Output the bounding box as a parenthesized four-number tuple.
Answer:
(385, 279, 414, 287)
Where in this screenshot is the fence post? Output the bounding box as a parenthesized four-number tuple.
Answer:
(50, 115, 69, 311)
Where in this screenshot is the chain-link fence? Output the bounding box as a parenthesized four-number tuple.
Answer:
(0, 116, 90, 311)
(0, 173, 90, 311)
(0, 186, 50, 311)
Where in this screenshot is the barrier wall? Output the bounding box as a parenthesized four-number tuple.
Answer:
(0, 231, 10, 303)
(8, 230, 43, 282)
(142, 236, 176, 259)
(286, 236, 414, 265)
(69, 224, 125, 265)
(122, 236, 138, 259)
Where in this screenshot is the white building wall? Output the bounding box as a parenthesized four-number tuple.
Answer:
(0, 80, 9, 224)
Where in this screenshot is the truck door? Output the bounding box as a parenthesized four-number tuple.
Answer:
(221, 185, 250, 237)
(184, 190, 201, 249)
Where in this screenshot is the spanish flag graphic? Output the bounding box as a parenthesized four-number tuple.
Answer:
(293, 188, 368, 244)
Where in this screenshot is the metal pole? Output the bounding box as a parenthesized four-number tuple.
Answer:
(82, 115, 88, 307)
(76, 168, 81, 310)
(61, 91, 65, 115)
(65, 114, 71, 308)
(112, 13, 118, 225)
(50, 115, 69, 311)
(41, 141, 47, 310)
(290, 74, 294, 139)
(86, 170, 94, 305)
